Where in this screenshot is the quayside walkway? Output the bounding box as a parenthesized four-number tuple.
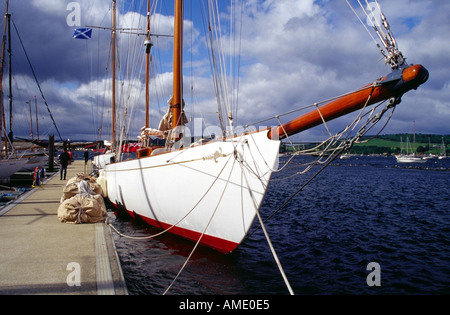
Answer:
(0, 160, 127, 295)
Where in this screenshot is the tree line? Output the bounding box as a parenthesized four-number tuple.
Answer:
(281, 134, 449, 156)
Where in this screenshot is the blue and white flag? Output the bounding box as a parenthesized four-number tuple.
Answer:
(73, 28, 92, 39)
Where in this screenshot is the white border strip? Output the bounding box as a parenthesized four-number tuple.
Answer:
(95, 223, 115, 295)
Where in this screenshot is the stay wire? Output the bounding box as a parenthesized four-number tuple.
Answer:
(237, 155, 294, 295)
(247, 91, 397, 237)
(11, 18, 63, 141)
(163, 152, 239, 295)
(246, 146, 344, 239)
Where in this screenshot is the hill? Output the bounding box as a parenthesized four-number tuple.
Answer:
(281, 134, 449, 156)
(350, 134, 449, 155)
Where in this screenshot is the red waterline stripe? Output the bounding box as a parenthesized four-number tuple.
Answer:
(111, 202, 238, 254)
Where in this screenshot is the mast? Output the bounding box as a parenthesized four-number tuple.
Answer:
(442, 136, 447, 158)
(172, 0, 183, 129)
(111, 0, 117, 149)
(144, 0, 151, 129)
(0, 0, 9, 156)
(35, 95, 39, 141)
(6, 9, 11, 142)
(27, 100, 33, 143)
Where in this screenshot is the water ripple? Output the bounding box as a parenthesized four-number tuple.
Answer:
(112, 155, 450, 295)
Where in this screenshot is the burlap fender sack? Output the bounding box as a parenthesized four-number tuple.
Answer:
(58, 194, 106, 224)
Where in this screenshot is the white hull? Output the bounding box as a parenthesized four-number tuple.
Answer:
(93, 153, 116, 169)
(395, 154, 427, 163)
(20, 155, 48, 171)
(100, 131, 280, 253)
(0, 159, 28, 180)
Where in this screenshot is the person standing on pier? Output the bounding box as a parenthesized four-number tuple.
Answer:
(84, 149, 90, 174)
(59, 148, 71, 180)
(84, 149, 89, 165)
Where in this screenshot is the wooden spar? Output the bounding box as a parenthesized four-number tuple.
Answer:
(268, 64, 429, 140)
(145, 0, 150, 129)
(172, 0, 183, 129)
(111, 0, 117, 149)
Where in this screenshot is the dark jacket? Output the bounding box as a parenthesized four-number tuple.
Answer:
(59, 151, 71, 166)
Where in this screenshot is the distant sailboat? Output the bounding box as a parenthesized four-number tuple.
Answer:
(16, 97, 48, 172)
(395, 136, 425, 163)
(1, 0, 54, 177)
(438, 136, 447, 159)
(96, 0, 429, 253)
(396, 155, 425, 163)
(396, 124, 427, 163)
(0, 0, 28, 181)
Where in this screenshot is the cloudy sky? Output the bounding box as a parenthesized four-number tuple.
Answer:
(1, 0, 448, 142)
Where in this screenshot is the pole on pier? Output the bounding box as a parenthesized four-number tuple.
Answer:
(48, 135, 54, 172)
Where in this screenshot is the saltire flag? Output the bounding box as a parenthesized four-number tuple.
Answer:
(73, 28, 92, 39)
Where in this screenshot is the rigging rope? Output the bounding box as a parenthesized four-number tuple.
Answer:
(107, 149, 235, 240)
(236, 150, 295, 295)
(11, 19, 63, 141)
(107, 133, 296, 295)
(107, 83, 399, 295)
(104, 0, 406, 296)
(163, 150, 239, 295)
(346, 0, 404, 69)
(248, 96, 400, 237)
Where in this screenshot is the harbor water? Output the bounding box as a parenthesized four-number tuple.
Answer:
(108, 155, 450, 295)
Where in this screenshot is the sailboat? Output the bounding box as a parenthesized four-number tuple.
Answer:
(395, 124, 427, 163)
(16, 97, 48, 171)
(0, 0, 28, 181)
(438, 136, 447, 159)
(96, 0, 429, 253)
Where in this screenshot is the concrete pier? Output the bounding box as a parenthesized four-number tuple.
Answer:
(0, 160, 127, 295)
